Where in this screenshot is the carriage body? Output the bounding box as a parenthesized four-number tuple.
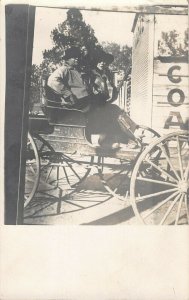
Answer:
(29, 101, 140, 160)
(25, 98, 189, 225)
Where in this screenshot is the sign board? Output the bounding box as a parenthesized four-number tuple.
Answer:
(152, 59, 188, 134)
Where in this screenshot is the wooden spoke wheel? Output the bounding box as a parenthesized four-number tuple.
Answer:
(38, 153, 94, 197)
(32, 134, 94, 197)
(33, 133, 55, 159)
(24, 132, 40, 207)
(130, 131, 189, 225)
(98, 126, 160, 200)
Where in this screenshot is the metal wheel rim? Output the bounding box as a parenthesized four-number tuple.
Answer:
(24, 132, 40, 207)
(130, 130, 189, 225)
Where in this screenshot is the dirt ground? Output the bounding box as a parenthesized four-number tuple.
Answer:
(24, 150, 188, 226)
(24, 170, 141, 225)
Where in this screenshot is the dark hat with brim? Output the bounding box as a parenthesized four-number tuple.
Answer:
(104, 53, 114, 64)
(63, 47, 81, 60)
(93, 51, 114, 65)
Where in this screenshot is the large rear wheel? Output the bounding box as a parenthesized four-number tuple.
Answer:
(130, 131, 189, 225)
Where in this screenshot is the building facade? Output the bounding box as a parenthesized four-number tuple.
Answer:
(130, 13, 188, 135)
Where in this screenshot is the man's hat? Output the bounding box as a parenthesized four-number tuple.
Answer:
(63, 47, 81, 60)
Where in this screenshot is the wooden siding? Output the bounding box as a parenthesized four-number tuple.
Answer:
(152, 59, 189, 135)
(130, 15, 155, 127)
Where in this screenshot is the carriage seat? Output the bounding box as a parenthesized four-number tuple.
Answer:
(42, 97, 87, 127)
(40, 79, 87, 127)
(29, 114, 54, 134)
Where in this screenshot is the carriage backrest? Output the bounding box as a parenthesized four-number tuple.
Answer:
(40, 76, 87, 127)
(43, 105, 87, 127)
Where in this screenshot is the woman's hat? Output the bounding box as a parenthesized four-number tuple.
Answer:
(94, 51, 114, 64)
(104, 53, 114, 64)
(63, 47, 81, 60)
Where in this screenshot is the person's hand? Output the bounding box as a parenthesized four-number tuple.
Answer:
(61, 95, 77, 107)
(68, 94, 77, 106)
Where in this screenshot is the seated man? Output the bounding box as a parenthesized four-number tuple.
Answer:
(47, 47, 91, 112)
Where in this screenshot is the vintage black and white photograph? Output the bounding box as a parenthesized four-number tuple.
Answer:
(2, 2, 189, 299)
(4, 2, 189, 225)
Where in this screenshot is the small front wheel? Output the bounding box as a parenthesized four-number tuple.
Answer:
(24, 132, 40, 207)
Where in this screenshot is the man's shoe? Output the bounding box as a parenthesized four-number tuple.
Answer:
(111, 143, 120, 149)
(99, 141, 120, 150)
(120, 140, 139, 150)
(134, 127, 145, 140)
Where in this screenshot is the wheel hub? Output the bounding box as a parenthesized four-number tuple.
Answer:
(178, 180, 189, 194)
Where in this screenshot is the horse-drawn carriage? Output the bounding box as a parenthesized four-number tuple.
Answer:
(25, 97, 189, 225)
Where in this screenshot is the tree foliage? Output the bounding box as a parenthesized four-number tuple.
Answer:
(101, 42, 132, 74)
(30, 8, 132, 109)
(43, 8, 104, 69)
(29, 64, 41, 111)
(158, 28, 188, 56)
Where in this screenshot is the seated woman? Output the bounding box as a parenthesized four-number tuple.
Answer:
(87, 52, 139, 149)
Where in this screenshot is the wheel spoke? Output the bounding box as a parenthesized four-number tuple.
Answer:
(63, 199, 84, 209)
(28, 164, 36, 175)
(136, 187, 178, 201)
(136, 177, 177, 187)
(25, 175, 36, 183)
(184, 194, 189, 224)
(45, 166, 54, 182)
(184, 162, 189, 181)
(159, 193, 181, 225)
(175, 194, 184, 225)
(67, 162, 81, 180)
(143, 191, 179, 219)
(39, 142, 45, 153)
(56, 167, 60, 187)
(125, 190, 129, 199)
(145, 158, 178, 183)
(177, 136, 184, 180)
(98, 156, 132, 201)
(62, 166, 71, 186)
(113, 175, 128, 194)
(101, 157, 104, 173)
(159, 144, 181, 181)
(48, 166, 60, 187)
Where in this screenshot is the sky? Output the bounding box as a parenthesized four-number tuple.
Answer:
(32, 6, 188, 65)
(32, 7, 135, 65)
